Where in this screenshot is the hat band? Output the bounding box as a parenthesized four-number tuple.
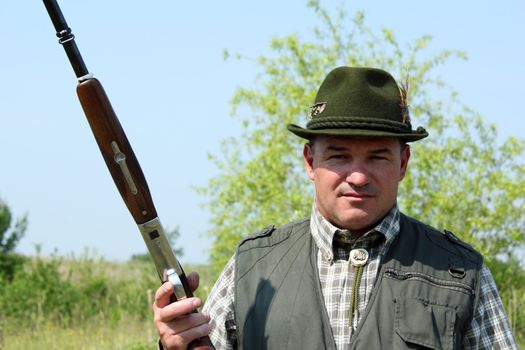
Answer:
(307, 116, 412, 133)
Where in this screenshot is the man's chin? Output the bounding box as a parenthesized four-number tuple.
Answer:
(334, 211, 375, 232)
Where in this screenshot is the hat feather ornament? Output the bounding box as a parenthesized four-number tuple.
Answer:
(398, 77, 410, 125)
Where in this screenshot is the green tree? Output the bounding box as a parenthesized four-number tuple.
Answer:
(202, 1, 525, 271)
(200, 1, 525, 339)
(0, 199, 27, 281)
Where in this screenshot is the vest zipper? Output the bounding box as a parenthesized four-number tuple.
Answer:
(384, 268, 475, 295)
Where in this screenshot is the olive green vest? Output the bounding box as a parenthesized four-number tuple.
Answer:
(234, 214, 483, 350)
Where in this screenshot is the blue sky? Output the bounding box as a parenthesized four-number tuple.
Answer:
(1, 1, 523, 264)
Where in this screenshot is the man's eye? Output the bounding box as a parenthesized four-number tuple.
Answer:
(329, 155, 346, 159)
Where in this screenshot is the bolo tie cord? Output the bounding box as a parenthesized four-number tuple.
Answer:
(333, 231, 377, 329)
(349, 248, 369, 327)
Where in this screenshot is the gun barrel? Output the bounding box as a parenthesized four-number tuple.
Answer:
(43, 0, 89, 78)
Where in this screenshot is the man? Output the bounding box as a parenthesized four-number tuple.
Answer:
(154, 67, 517, 349)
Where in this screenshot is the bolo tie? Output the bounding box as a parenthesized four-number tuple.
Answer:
(333, 231, 383, 328)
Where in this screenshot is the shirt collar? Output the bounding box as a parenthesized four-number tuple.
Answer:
(310, 202, 401, 262)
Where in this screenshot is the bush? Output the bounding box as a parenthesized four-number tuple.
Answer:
(0, 199, 27, 281)
(0, 251, 160, 333)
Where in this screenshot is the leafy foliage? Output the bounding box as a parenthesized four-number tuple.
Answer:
(0, 250, 159, 332)
(401, 113, 525, 263)
(0, 252, 213, 349)
(0, 199, 27, 281)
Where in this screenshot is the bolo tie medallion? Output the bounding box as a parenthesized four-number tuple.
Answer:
(350, 248, 369, 267)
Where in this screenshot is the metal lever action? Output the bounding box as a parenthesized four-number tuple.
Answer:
(138, 218, 190, 300)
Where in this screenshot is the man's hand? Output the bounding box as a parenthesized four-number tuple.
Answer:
(153, 272, 212, 350)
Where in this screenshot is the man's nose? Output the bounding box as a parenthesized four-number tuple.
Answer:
(346, 165, 369, 187)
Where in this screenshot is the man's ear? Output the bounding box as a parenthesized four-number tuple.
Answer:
(399, 144, 411, 180)
(304, 143, 315, 181)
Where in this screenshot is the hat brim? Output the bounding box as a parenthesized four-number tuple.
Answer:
(287, 124, 428, 142)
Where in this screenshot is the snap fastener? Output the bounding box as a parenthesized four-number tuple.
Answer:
(350, 248, 369, 267)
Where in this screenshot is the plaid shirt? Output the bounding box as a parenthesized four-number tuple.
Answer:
(203, 204, 517, 349)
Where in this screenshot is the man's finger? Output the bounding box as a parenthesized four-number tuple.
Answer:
(158, 297, 202, 323)
(186, 271, 200, 292)
(164, 311, 210, 335)
(162, 321, 212, 350)
(154, 281, 175, 309)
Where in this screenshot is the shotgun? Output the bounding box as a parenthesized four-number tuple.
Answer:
(42, 1, 214, 348)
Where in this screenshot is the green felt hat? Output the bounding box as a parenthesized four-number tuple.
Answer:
(287, 66, 428, 142)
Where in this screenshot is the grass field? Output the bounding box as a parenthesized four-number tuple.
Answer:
(1, 317, 157, 350)
(0, 256, 217, 349)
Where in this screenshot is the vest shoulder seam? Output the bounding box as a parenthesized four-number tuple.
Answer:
(401, 214, 482, 265)
(237, 217, 310, 253)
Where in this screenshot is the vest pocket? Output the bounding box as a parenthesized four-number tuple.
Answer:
(394, 297, 455, 350)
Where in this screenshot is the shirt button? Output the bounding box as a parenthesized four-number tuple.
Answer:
(324, 254, 331, 262)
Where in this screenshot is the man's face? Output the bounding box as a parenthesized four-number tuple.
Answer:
(304, 136, 410, 233)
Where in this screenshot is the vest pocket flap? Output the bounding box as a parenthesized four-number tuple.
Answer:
(394, 297, 455, 350)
